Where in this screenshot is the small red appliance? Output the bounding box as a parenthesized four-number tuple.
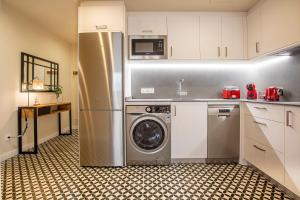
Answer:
(222, 86, 240, 99)
(264, 87, 284, 101)
(246, 83, 258, 99)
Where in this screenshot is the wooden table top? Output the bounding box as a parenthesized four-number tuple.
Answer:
(19, 102, 71, 109)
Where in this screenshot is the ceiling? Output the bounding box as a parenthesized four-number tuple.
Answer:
(3, 0, 259, 44)
(123, 0, 259, 12)
(3, 0, 79, 44)
(81, 0, 259, 11)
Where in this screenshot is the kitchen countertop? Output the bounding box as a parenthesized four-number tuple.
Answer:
(125, 97, 300, 106)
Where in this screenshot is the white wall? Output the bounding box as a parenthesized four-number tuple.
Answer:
(0, 2, 76, 160)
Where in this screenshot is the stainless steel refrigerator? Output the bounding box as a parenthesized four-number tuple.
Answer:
(78, 32, 123, 167)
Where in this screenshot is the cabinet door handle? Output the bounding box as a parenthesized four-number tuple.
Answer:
(218, 114, 230, 118)
(142, 30, 153, 33)
(254, 106, 267, 110)
(256, 42, 260, 53)
(286, 111, 292, 127)
(253, 145, 266, 152)
(225, 47, 228, 57)
(218, 47, 221, 57)
(96, 25, 108, 29)
(173, 105, 176, 116)
(170, 46, 173, 57)
(253, 121, 267, 126)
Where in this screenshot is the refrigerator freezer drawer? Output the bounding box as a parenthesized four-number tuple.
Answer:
(79, 110, 123, 167)
(79, 32, 123, 110)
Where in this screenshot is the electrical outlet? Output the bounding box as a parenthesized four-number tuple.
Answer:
(5, 134, 10, 141)
(141, 88, 155, 94)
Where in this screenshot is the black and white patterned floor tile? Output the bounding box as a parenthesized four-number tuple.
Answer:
(1, 130, 293, 199)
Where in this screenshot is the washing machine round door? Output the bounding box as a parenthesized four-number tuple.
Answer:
(131, 116, 168, 152)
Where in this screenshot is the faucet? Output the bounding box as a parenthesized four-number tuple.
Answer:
(176, 79, 187, 96)
(177, 79, 184, 93)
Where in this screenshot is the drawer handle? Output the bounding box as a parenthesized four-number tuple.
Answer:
(218, 114, 230, 118)
(256, 42, 260, 53)
(96, 25, 108, 29)
(173, 105, 176, 116)
(253, 145, 266, 152)
(253, 121, 267, 126)
(286, 111, 292, 127)
(142, 30, 153, 33)
(254, 106, 267, 110)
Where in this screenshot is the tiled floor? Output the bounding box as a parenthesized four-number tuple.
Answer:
(1, 130, 293, 200)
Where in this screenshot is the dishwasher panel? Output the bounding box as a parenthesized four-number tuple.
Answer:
(207, 105, 240, 162)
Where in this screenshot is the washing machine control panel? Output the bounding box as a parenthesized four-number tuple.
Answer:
(145, 105, 170, 113)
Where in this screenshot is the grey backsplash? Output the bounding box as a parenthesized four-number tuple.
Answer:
(131, 53, 300, 101)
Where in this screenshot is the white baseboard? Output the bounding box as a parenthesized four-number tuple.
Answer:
(0, 127, 70, 162)
(72, 125, 78, 129)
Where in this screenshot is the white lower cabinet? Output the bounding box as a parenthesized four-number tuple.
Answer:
(244, 136, 284, 185)
(244, 115, 284, 153)
(171, 102, 207, 159)
(243, 103, 300, 196)
(285, 106, 300, 196)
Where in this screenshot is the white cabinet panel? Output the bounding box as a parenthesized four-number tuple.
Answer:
(167, 14, 200, 59)
(261, 0, 300, 54)
(285, 106, 300, 196)
(244, 115, 284, 153)
(244, 103, 285, 123)
(244, 137, 284, 185)
(247, 5, 262, 58)
(200, 13, 221, 59)
(128, 13, 167, 35)
(171, 102, 207, 159)
(200, 13, 245, 60)
(78, 5, 124, 33)
(221, 13, 245, 59)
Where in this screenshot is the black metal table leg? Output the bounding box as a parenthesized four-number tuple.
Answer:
(58, 112, 62, 135)
(18, 108, 38, 154)
(33, 107, 38, 154)
(18, 108, 22, 154)
(58, 109, 72, 136)
(69, 109, 72, 135)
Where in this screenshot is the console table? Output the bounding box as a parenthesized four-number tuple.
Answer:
(18, 102, 72, 154)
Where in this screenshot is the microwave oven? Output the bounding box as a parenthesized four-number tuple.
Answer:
(129, 35, 167, 60)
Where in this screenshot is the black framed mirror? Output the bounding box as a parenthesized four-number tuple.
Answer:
(21, 52, 59, 92)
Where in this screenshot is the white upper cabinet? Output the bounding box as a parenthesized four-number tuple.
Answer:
(284, 106, 300, 197)
(126, 12, 246, 60)
(167, 14, 200, 59)
(78, 1, 125, 33)
(200, 13, 245, 60)
(221, 13, 245, 59)
(260, 0, 300, 54)
(127, 13, 167, 35)
(247, 5, 262, 58)
(247, 0, 300, 58)
(200, 13, 221, 59)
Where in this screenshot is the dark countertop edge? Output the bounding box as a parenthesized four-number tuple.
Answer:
(125, 98, 300, 106)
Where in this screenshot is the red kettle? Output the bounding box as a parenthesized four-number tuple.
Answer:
(264, 87, 283, 101)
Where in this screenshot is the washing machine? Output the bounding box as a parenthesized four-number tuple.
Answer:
(126, 105, 171, 165)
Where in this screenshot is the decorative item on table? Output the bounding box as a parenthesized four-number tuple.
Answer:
(54, 85, 63, 102)
(222, 86, 240, 99)
(32, 77, 44, 105)
(246, 83, 258, 99)
(264, 86, 284, 101)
